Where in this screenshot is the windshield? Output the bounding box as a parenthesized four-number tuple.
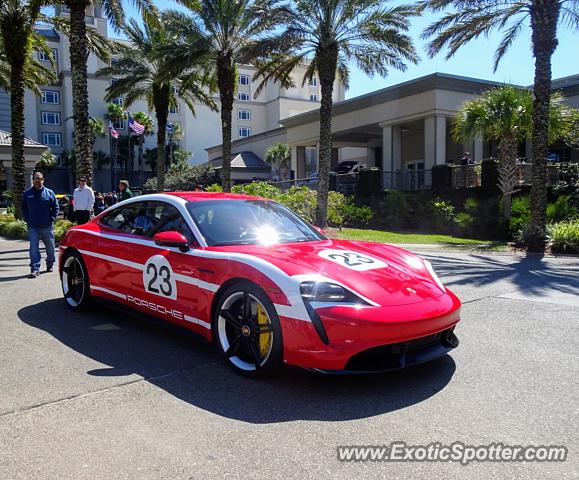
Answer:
(186, 200, 326, 246)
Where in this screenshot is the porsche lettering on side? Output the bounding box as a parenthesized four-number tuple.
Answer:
(58, 192, 461, 377)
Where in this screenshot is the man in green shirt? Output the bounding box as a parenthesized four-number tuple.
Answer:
(118, 180, 133, 201)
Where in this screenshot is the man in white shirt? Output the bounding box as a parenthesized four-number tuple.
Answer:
(73, 176, 95, 224)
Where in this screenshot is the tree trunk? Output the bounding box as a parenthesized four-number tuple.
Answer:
(497, 135, 518, 222)
(315, 47, 338, 228)
(153, 84, 170, 192)
(9, 56, 26, 220)
(68, 1, 93, 185)
(217, 55, 235, 192)
(528, 1, 560, 252)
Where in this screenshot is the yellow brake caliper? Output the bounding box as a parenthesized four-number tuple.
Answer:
(257, 304, 271, 357)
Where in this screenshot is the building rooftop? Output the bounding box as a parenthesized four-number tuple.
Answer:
(207, 151, 271, 171)
(34, 24, 60, 40)
(0, 130, 45, 147)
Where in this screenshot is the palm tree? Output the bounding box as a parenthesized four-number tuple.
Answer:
(0, 0, 56, 219)
(453, 86, 574, 222)
(97, 16, 216, 191)
(420, 0, 579, 250)
(88, 116, 105, 183)
(131, 111, 154, 187)
(63, 0, 157, 187)
(264, 143, 290, 182)
(168, 0, 289, 192)
(104, 103, 127, 178)
(255, 0, 420, 227)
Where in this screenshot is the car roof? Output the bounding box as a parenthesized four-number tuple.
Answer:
(163, 191, 268, 202)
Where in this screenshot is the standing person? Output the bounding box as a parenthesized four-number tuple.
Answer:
(73, 176, 95, 224)
(118, 180, 133, 201)
(22, 172, 59, 278)
(94, 192, 106, 216)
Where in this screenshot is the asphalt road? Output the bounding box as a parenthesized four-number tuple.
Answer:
(0, 238, 578, 480)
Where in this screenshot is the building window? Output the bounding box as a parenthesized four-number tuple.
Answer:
(309, 94, 318, 102)
(238, 127, 251, 138)
(309, 78, 317, 87)
(237, 92, 250, 101)
(41, 112, 61, 125)
(113, 119, 125, 130)
(55, 154, 65, 167)
(42, 133, 62, 147)
(239, 74, 250, 85)
(41, 90, 60, 104)
(112, 97, 123, 107)
(169, 105, 179, 114)
(238, 109, 251, 120)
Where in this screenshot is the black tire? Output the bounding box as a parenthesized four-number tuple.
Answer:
(213, 280, 283, 377)
(60, 250, 92, 311)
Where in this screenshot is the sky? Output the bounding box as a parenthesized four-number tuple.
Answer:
(118, 1, 579, 100)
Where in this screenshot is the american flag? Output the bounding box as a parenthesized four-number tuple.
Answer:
(108, 121, 119, 139)
(128, 114, 145, 135)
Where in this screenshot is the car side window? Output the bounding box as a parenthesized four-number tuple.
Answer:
(100, 202, 150, 236)
(144, 202, 195, 244)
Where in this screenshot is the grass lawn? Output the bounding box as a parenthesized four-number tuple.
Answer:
(335, 228, 507, 250)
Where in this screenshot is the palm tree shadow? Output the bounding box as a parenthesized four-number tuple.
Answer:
(425, 253, 579, 296)
(18, 299, 456, 424)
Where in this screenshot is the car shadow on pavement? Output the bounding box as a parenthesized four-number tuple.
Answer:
(18, 298, 456, 424)
(425, 253, 579, 296)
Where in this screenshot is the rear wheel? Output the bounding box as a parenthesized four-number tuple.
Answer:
(61, 250, 91, 311)
(213, 281, 283, 377)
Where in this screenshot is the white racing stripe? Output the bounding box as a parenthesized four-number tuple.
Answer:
(184, 314, 212, 330)
(72, 228, 312, 322)
(90, 285, 127, 300)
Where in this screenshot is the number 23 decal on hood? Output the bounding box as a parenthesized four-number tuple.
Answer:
(318, 249, 388, 271)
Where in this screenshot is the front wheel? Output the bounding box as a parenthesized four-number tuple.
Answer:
(213, 281, 283, 377)
(61, 250, 92, 311)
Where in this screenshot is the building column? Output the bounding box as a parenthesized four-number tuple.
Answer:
(424, 115, 447, 168)
(381, 123, 402, 172)
(474, 136, 484, 162)
(381, 124, 392, 172)
(296, 146, 306, 180)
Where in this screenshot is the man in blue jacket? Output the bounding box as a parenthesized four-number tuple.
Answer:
(22, 172, 59, 278)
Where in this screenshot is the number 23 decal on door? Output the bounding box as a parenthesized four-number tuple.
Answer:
(143, 255, 177, 300)
(318, 249, 388, 271)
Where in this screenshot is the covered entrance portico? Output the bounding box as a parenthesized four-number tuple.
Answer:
(282, 73, 496, 189)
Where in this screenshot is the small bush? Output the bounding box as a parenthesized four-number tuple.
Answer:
(205, 184, 223, 192)
(342, 197, 373, 227)
(431, 199, 456, 230)
(455, 212, 476, 234)
(547, 220, 579, 253)
(510, 195, 531, 238)
(546, 195, 577, 223)
(54, 220, 75, 242)
(0, 219, 27, 239)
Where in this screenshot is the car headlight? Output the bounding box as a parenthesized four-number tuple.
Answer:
(424, 260, 445, 291)
(300, 281, 367, 304)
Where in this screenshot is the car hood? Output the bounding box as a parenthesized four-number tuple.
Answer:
(206, 239, 445, 306)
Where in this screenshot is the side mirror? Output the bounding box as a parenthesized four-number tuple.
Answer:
(153, 231, 190, 252)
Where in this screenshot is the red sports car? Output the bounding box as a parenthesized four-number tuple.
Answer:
(59, 192, 461, 377)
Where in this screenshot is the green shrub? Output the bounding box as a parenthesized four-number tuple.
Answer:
(0, 219, 27, 239)
(431, 198, 456, 230)
(454, 212, 476, 234)
(54, 220, 74, 242)
(0, 213, 16, 223)
(205, 184, 223, 192)
(547, 220, 579, 253)
(342, 197, 373, 226)
(546, 195, 577, 223)
(510, 195, 531, 238)
(381, 190, 409, 229)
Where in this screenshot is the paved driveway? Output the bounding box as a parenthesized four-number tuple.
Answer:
(0, 238, 577, 479)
